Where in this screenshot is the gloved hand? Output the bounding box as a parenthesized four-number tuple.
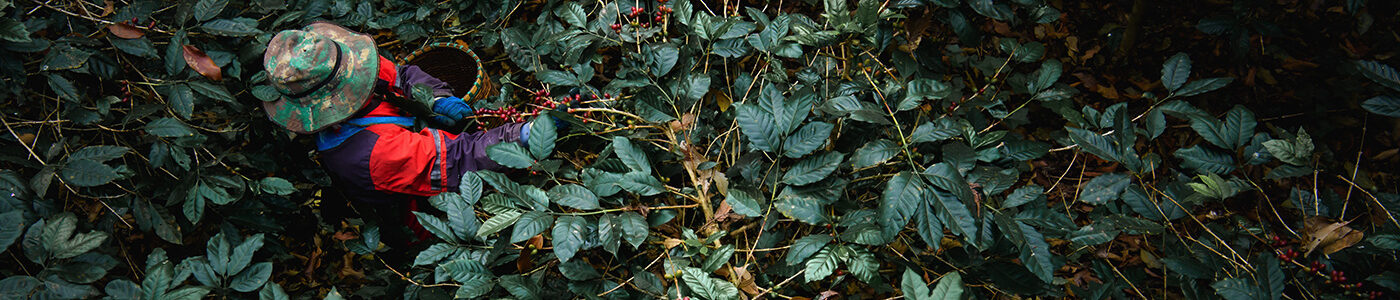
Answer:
(430, 96, 472, 126)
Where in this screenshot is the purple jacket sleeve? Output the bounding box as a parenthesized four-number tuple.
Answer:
(396, 65, 455, 98)
(443, 122, 527, 190)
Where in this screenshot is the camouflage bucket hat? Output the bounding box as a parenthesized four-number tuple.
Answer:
(262, 22, 379, 133)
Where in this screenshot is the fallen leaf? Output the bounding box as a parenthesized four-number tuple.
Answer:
(732, 265, 763, 296)
(108, 23, 144, 39)
(99, 0, 116, 17)
(339, 252, 365, 279)
(1302, 217, 1365, 255)
(518, 235, 545, 272)
(332, 230, 358, 241)
(711, 90, 731, 112)
(663, 238, 683, 249)
(183, 45, 223, 81)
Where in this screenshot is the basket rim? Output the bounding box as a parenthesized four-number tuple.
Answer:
(398, 42, 485, 100)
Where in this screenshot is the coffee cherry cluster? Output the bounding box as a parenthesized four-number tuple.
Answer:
(613, 2, 673, 33)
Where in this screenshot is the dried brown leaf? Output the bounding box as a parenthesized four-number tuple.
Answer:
(1302, 217, 1365, 255)
(99, 0, 116, 17)
(732, 265, 763, 296)
(183, 45, 223, 81)
(108, 23, 144, 39)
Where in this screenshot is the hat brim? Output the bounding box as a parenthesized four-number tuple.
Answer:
(263, 22, 379, 134)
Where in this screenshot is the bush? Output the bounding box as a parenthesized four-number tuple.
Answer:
(1, 0, 1398, 299)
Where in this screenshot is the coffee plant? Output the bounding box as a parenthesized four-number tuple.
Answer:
(1, 0, 1398, 299)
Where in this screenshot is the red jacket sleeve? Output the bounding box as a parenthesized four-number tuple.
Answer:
(365, 122, 527, 196)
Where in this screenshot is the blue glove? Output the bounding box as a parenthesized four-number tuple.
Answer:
(431, 97, 473, 125)
(519, 114, 568, 147)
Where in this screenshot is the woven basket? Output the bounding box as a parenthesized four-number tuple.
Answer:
(399, 41, 489, 101)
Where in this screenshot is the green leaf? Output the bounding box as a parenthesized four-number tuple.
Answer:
(259, 282, 290, 300)
(911, 122, 960, 144)
(1174, 145, 1236, 174)
(459, 171, 483, 205)
(782, 122, 833, 158)
(700, 244, 735, 273)
(847, 247, 880, 283)
(322, 287, 345, 300)
(1078, 173, 1130, 205)
(681, 267, 739, 300)
(554, 2, 586, 28)
(1262, 128, 1313, 166)
(43, 213, 108, 260)
(227, 234, 264, 275)
(853, 139, 899, 168)
(61, 159, 118, 187)
(258, 177, 295, 195)
(1146, 107, 1167, 140)
(618, 171, 665, 196)
(1014, 222, 1055, 283)
(69, 146, 130, 162)
(0, 18, 31, 42)
(711, 38, 750, 58)
(1362, 96, 1400, 117)
(201, 18, 263, 37)
(46, 74, 82, 103)
(928, 189, 978, 246)
(1357, 60, 1400, 92)
(536, 70, 578, 86)
(1256, 253, 1285, 300)
(880, 172, 923, 237)
(184, 192, 205, 224)
(841, 223, 886, 245)
(1067, 127, 1121, 162)
(1029, 59, 1062, 93)
(611, 137, 651, 173)
(903, 78, 951, 111)
(619, 211, 648, 248)
(111, 36, 159, 58)
(0, 211, 25, 251)
(922, 163, 976, 207)
(803, 246, 838, 282)
(1212, 278, 1261, 300)
(476, 210, 522, 238)
(551, 215, 587, 262)
(193, 0, 229, 21)
(1067, 223, 1118, 246)
(736, 102, 780, 152)
(188, 81, 234, 103)
(510, 211, 552, 243)
(527, 116, 556, 160)
(928, 271, 965, 300)
(1161, 52, 1192, 92)
(649, 45, 680, 75)
(725, 188, 765, 217)
(412, 212, 454, 241)
(1003, 184, 1043, 208)
(163, 286, 212, 300)
(901, 268, 930, 300)
(229, 262, 271, 292)
(971, 0, 1012, 20)
(413, 243, 455, 266)
(776, 195, 828, 225)
(782, 152, 844, 185)
(1188, 173, 1241, 200)
(785, 235, 833, 266)
(548, 184, 599, 210)
(145, 118, 195, 137)
(1174, 77, 1233, 97)
(487, 143, 534, 169)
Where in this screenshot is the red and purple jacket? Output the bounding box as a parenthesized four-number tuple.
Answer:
(315, 56, 526, 205)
